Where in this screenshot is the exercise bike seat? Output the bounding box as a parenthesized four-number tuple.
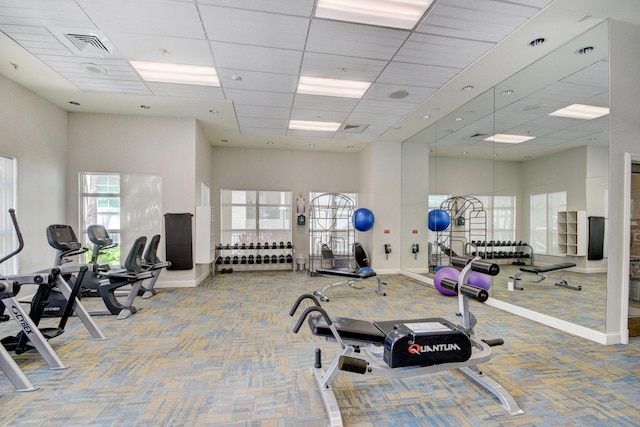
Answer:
(99, 236, 151, 316)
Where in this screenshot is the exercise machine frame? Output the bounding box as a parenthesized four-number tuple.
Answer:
(291, 256, 523, 426)
(510, 262, 580, 291)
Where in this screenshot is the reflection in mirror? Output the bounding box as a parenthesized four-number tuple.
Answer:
(402, 21, 609, 334)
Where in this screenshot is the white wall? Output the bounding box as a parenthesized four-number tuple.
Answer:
(211, 146, 360, 262)
(358, 141, 402, 272)
(67, 113, 199, 287)
(194, 123, 214, 283)
(607, 20, 640, 343)
(0, 74, 67, 273)
(402, 142, 429, 271)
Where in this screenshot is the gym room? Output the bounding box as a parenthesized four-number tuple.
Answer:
(0, 0, 639, 425)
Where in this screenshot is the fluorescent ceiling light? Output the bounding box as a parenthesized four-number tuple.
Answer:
(297, 76, 371, 98)
(289, 120, 341, 132)
(484, 134, 535, 144)
(548, 103, 609, 120)
(315, 0, 435, 30)
(131, 61, 219, 86)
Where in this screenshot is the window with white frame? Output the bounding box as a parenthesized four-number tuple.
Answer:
(80, 173, 162, 265)
(475, 195, 516, 242)
(220, 190, 292, 246)
(0, 155, 17, 276)
(530, 191, 566, 255)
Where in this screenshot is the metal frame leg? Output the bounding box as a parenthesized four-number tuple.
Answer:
(0, 345, 37, 392)
(458, 366, 524, 415)
(1, 296, 67, 370)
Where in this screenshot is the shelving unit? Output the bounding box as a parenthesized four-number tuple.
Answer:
(195, 206, 215, 264)
(557, 210, 587, 256)
(214, 242, 295, 272)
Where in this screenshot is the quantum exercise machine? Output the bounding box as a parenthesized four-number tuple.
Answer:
(510, 262, 580, 291)
(291, 256, 523, 426)
(312, 242, 386, 302)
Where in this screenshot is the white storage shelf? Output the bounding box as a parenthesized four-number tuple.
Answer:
(557, 210, 587, 256)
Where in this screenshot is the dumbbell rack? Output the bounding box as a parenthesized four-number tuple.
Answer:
(470, 240, 533, 266)
(214, 242, 295, 273)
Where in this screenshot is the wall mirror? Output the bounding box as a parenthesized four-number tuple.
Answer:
(401, 21, 609, 334)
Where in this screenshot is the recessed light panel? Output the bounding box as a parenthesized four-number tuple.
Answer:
(484, 134, 535, 144)
(315, 0, 435, 30)
(131, 61, 220, 86)
(549, 103, 609, 120)
(297, 76, 371, 98)
(289, 120, 341, 132)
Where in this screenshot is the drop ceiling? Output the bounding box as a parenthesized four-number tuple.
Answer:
(0, 0, 639, 156)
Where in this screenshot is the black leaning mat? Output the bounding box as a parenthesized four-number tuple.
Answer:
(164, 213, 193, 270)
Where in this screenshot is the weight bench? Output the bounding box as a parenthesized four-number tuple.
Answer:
(312, 267, 386, 301)
(311, 242, 386, 301)
(291, 257, 524, 426)
(510, 262, 580, 291)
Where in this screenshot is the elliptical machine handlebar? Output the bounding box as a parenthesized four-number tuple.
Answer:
(0, 209, 24, 266)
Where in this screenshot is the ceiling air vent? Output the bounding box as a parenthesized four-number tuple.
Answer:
(65, 33, 110, 54)
(469, 133, 489, 138)
(339, 123, 368, 133)
(51, 28, 114, 57)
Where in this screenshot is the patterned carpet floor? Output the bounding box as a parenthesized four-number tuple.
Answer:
(0, 271, 639, 426)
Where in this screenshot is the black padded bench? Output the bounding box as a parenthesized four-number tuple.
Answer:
(511, 262, 580, 291)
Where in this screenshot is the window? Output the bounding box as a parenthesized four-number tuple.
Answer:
(220, 190, 292, 245)
(475, 195, 516, 242)
(0, 155, 17, 276)
(80, 173, 162, 265)
(530, 192, 566, 255)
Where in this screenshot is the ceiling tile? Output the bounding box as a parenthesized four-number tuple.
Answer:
(364, 82, 436, 103)
(396, 33, 494, 68)
(300, 52, 387, 81)
(306, 19, 407, 60)
(200, 5, 309, 50)
(377, 62, 459, 88)
(217, 68, 298, 93)
(234, 104, 291, 120)
(108, 34, 214, 66)
(77, 0, 205, 39)
(211, 42, 302, 75)
(292, 94, 359, 113)
(224, 88, 293, 108)
(197, 0, 314, 17)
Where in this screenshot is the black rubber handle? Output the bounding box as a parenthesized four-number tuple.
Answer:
(450, 256, 500, 276)
(440, 277, 489, 302)
(293, 306, 332, 333)
(0, 209, 24, 266)
(289, 293, 321, 316)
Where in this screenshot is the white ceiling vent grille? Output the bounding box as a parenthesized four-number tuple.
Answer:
(51, 28, 114, 57)
(65, 33, 110, 53)
(339, 123, 368, 133)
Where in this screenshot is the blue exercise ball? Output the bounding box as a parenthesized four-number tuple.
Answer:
(428, 209, 451, 232)
(353, 208, 375, 231)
